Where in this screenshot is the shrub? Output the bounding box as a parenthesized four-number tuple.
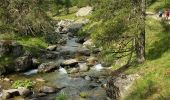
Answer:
(12, 80, 33, 89)
(56, 92, 67, 100)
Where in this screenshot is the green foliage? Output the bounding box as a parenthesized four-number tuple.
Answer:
(12, 80, 33, 89)
(56, 92, 67, 100)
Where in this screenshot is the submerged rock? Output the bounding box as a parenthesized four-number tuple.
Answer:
(38, 62, 60, 73)
(40, 86, 57, 94)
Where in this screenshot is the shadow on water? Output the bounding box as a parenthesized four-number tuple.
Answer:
(147, 20, 170, 60)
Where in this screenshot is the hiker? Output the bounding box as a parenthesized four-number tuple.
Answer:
(159, 9, 163, 18)
(165, 9, 170, 20)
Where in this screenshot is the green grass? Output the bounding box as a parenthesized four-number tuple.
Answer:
(124, 16, 170, 99)
(56, 92, 68, 100)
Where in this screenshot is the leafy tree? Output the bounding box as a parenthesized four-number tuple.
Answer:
(89, 0, 146, 66)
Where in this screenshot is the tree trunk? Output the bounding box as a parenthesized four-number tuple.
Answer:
(135, 0, 146, 63)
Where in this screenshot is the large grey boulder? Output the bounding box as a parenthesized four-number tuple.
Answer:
(0, 40, 23, 57)
(14, 55, 33, 72)
(76, 6, 93, 17)
(38, 62, 60, 73)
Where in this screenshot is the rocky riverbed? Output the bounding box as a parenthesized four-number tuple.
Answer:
(0, 7, 140, 100)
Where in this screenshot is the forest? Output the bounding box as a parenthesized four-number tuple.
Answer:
(0, 0, 170, 100)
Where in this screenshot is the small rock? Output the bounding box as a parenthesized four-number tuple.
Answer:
(85, 76, 91, 81)
(62, 59, 78, 67)
(79, 63, 89, 72)
(83, 39, 95, 48)
(40, 86, 57, 94)
(47, 45, 57, 51)
(3, 78, 10, 82)
(38, 62, 60, 73)
(69, 68, 79, 74)
(36, 78, 46, 82)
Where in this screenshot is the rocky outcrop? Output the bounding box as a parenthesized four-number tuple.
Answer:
(76, 6, 93, 17)
(38, 62, 60, 73)
(0, 40, 23, 57)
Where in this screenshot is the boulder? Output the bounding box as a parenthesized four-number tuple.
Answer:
(106, 74, 140, 99)
(18, 88, 32, 97)
(79, 63, 89, 72)
(2, 89, 20, 99)
(0, 40, 23, 57)
(40, 51, 60, 59)
(76, 6, 93, 17)
(40, 86, 57, 94)
(14, 55, 33, 72)
(83, 39, 94, 48)
(38, 62, 60, 73)
(62, 59, 78, 67)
